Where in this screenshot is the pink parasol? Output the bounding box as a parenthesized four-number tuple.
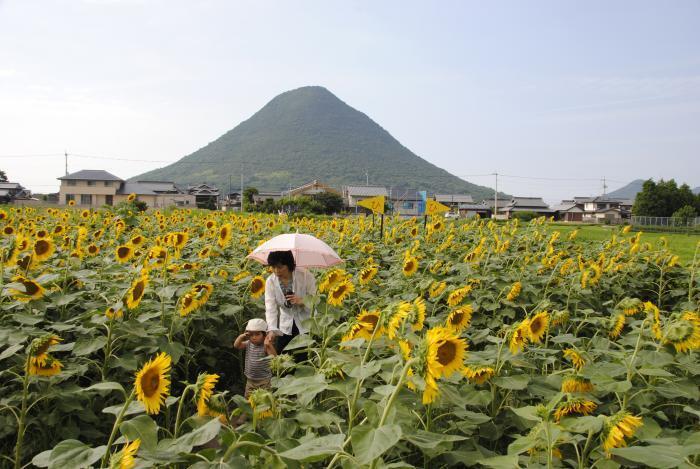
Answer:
(246, 233, 344, 268)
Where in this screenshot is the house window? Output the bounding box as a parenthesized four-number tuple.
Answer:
(104, 181, 111, 187)
(402, 202, 414, 209)
(105, 195, 113, 206)
(67, 180, 77, 186)
(80, 194, 92, 205)
(65, 194, 75, 203)
(87, 180, 96, 186)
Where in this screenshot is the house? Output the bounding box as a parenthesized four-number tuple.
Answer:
(0, 182, 32, 203)
(252, 191, 283, 204)
(57, 170, 195, 208)
(343, 185, 389, 210)
(390, 188, 425, 216)
(186, 183, 220, 209)
(562, 196, 633, 222)
(434, 194, 474, 214)
(457, 202, 492, 218)
(282, 180, 341, 198)
(497, 197, 554, 219)
(552, 200, 584, 222)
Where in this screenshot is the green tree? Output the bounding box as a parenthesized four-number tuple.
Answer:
(632, 178, 700, 217)
(0, 170, 7, 182)
(672, 205, 697, 223)
(311, 192, 344, 214)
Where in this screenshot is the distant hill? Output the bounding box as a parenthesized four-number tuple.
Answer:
(694, 187, 700, 195)
(133, 86, 504, 200)
(606, 179, 645, 199)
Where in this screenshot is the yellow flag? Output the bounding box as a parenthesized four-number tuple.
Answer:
(425, 199, 450, 216)
(357, 195, 385, 214)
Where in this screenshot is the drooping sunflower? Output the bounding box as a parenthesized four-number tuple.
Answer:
(446, 305, 473, 332)
(248, 388, 274, 420)
(563, 348, 585, 370)
(663, 311, 700, 352)
(429, 281, 447, 298)
(106, 306, 124, 320)
(463, 365, 495, 385)
(561, 375, 594, 393)
(32, 237, 55, 262)
(359, 265, 378, 285)
(553, 398, 597, 421)
(410, 297, 426, 331)
(608, 313, 626, 339)
(146, 246, 168, 268)
(196, 373, 220, 416)
(134, 352, 171, 415)
(422, 371, 440, 405)
(178, 293, 197, 317)
(616, 297, 644, 316)
(111, 439, 140, 469)
(402, 255, 419, 277)
(10, 275, 45, 302)
(327, 280, 354, 307)
(506, 281, 522, 301)
(527, 311, 549, 343)
(125, 273, 149, 310)
(232, 271, 251, 282)
(509, 319, 530, 355)
(387, 302, 412, 339)
(250, 276, 265, 299)
(601, 412, 643, 454)
(191, 283, 213, 307)
(217, 223, 232, 248)
(447, 285, 472, 307)
(115, 244, 134, 263)
(27, 334, 63, 376)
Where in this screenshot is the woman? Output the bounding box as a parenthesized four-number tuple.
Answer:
(264, 250, 316, 355)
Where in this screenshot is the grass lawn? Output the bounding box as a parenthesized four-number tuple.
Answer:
(547, 223, 700, 265)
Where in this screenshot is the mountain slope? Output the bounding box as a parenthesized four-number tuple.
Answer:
(606, 179, 645, 199)
(133, 86, 501, 199)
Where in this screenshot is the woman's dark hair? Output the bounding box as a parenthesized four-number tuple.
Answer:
(267, 250, 296, 271)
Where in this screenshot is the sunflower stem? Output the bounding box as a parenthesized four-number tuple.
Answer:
(13, 354, 31, 469)
(101, 320, 114, 381)
(101, 388, 136, 468)
(174, 385, 193, 438)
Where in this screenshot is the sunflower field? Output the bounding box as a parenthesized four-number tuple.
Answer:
(1, 203, 699, 469)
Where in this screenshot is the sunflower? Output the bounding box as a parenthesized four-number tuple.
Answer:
(196, 373, 220, 416)
(447, 285, 472, 307)
(527, 311, 549, 343)
(429, 281, 447, 298)
(616, 297, 644, 316)
(129, 234, 145, 247)
(10, 275, 45, 302)
(28, 356, 63, 376)
(87, 244, 100, 256)
(178, 293, 197, 317)
(53, 224, 65, 235)
(32, 237, 55, 262)
(602, 412, 643, 454)
(342, 309, 383, 342)
(402, 256, 418, 277)
(664, 311, 700, 352)
(463, 366, 495, 385)
(35, 229, 48, 239)
(608, 313, 625, 339)
(506, 281, 522, 301)
(106, 306, 124, 319)
(125, 273, 149, 310)
(327, 280, 354, 307)
(191, 283, 213, 307)
(232, 271, 251, 282)
(217, 223, 232, 248)
(426, 326, 467, 379)
(111, 439, 140, 469)
(319, 268, 348, 293)
(68, 199, 76, 206)
(561, 375, 594, 393)
(387, 302, 412, 339)
(410, 297, 426, 331)
(127, 193, 137, 202)
(146, 246, 168, 268)
(422, 372, 440, 404)
(134, 352, 171, 414)
(359, 265, 378, 285)
(250, 276, 265, 299)
(563, 348, 585, 370)
(197, 247, 211, 259)
(248, 388, 274, 420)
(115, 244, 134, 263)
(3, 225, 15, 235)
(509, 319, 530, 355)
(553, 398, 597, 421)
(446, 305, 473, 332)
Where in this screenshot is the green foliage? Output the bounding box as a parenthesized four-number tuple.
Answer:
(633, 178, 700, 216)
(672, 205, 698, 221)
(511, 211, 538, 221)
(0, 169, 7, 182)
(132, 86, 502, 200)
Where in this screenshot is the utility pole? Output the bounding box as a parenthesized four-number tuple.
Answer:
(602, 177, 608, 195)
(365, 170, 369, 185)
(64, 150, 68, 176)
(493, 172, 498, 219)
(240, 165, 244, 213)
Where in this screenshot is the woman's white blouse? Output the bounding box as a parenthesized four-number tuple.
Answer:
(264, 267, 316, 335)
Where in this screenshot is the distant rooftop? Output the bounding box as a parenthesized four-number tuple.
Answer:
(345, 185, 388, 197)
(435, 194, 474, 204)
(58, 170, 123, 181)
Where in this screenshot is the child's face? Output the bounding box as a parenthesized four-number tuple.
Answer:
(247, 331, 265, 345)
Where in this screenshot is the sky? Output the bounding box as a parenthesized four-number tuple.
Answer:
(1, 0, 698, 203)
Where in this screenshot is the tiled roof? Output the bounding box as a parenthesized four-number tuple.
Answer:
(119, 181, 182, 195)
(345, 186, 389, 197)
(58, 170, 123, 181)
(435, 194, 474, 204)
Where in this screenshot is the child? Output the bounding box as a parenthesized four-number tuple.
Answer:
(233, 318, 277, 398)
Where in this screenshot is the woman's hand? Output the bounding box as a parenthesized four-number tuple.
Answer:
(285, 294, 304, 305)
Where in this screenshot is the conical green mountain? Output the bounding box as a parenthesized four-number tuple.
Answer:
(133, 86, 499, 199)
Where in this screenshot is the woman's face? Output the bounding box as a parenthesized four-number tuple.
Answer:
(271, 263, 291, 278)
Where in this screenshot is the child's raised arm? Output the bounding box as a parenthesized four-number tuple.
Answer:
(264, 333, 277, 356)
(233, 332, 249, 350)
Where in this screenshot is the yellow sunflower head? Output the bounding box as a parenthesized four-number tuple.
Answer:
(125, 273, 149, 310)
(463, 365, 495, 385)
(663, 311, 700, 352)
(134, 352, 171, 414)
(402, 256, 418, 277)
(10, 275, 45, 302)
(327, 280, 354, 307)
(217, 223, 232, 248)
(506, 281, 522, 301)
(447, 285, 472, 307)
(553, 398, 597, 422)
(127, 193, 137, 202)
(250, 276, 265, 299)
(527, 311, 549, 343)
(446, 305, 473, 332)
(561, 375, 594, 393)
(115, 244, 134, 263)
(359, 265, 378, 285)
(106, 306, 124, 320)
(608, 313, 626, 339)
(509, 319, 530, 355)
(111, 438, 140, 469)
(563, 348, 585, 370)
(410, 297, 426, 331)
(424, 326, 467, 379)
(195, 373, 220, 416)
(602, 412, 643, 454)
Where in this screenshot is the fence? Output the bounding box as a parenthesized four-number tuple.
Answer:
(631, 216, 700, 233)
